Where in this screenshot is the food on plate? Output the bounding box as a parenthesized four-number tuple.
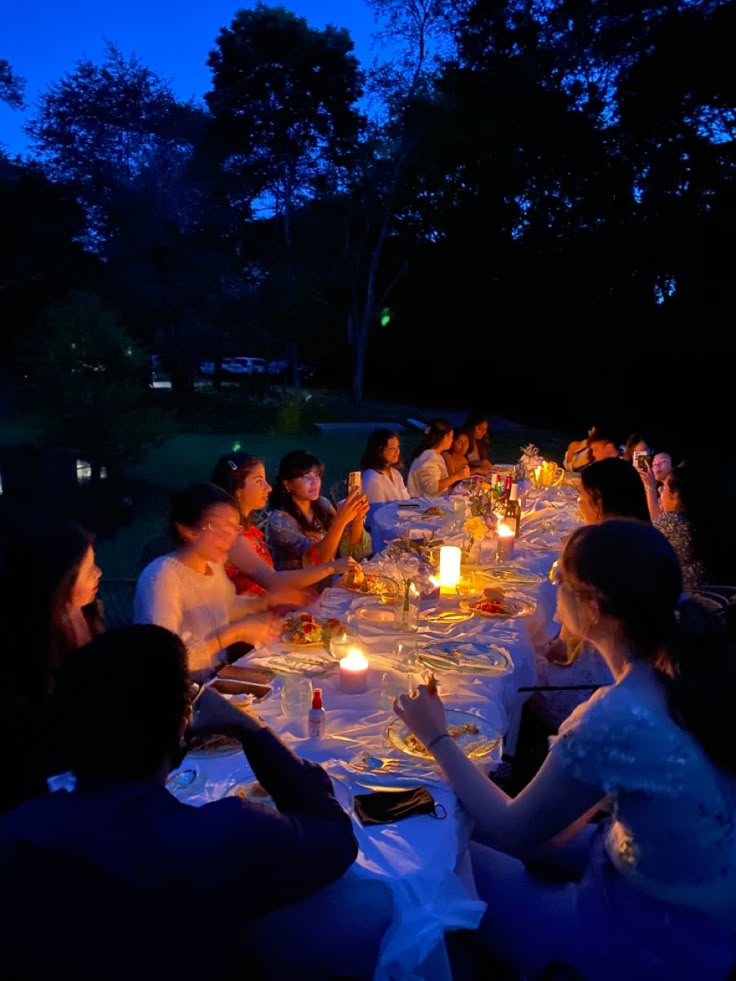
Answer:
(341, 569, 397, 602)
(281, 612, 345, 645)
(404, 722, 480, 756)
(468, 587, 519, 618)
(420, 506, 445, 518)
(229, 781, 278, 810)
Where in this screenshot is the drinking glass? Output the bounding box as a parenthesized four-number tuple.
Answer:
(394, 584, 420, 632)
(280, 675, 314, 719)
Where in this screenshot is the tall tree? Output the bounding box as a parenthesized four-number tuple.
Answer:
(0, 59, 25, 109)
(206, 3, 364, 384)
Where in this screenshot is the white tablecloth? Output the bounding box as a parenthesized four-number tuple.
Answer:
(171, 485, 581, 979)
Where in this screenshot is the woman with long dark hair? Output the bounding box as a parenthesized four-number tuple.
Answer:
(407, 419, 469, 497)
(267, 451, 370, 572)
(0, 520, 104, 812)
(359, 429, 409, 505)
(395, 520, 736, 977)
(211, 451, 358, 595)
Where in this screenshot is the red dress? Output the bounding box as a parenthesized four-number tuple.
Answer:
(225, 525, 273, 596)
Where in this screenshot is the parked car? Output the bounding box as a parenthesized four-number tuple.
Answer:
(199, 357, 267, 377)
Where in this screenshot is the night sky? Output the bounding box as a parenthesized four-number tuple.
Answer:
(1, 0, 377, 156)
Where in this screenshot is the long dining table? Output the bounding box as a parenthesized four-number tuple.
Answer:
(168, 480, 581, 979)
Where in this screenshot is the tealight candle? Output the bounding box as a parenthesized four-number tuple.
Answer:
(339, 648, 369, 694)
(496, 522, 515, 562)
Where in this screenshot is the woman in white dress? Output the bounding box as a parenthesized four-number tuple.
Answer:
(360, 429, 410, 505)
(395, 519, 736, 978)
(406, 419, 469, 497)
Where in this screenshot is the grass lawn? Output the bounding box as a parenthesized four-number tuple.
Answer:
(95, 421, 570, 578)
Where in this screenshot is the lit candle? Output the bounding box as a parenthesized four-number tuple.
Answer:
(339, 648, 369, 694)
(438, 545, 462, 604)
(496, 522, 515, 562)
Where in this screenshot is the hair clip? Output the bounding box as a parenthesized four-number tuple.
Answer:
(227, 460, 238, 471)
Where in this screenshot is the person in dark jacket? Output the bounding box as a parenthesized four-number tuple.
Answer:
(0, 625, 371, 978)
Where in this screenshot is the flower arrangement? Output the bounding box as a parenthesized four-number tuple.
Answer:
(519, 443, 544, 479)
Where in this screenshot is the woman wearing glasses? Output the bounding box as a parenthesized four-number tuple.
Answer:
(134, 483, 284, 679)
(395, 521, 736, 978)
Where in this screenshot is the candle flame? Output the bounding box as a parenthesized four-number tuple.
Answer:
(497, 522, 515, 539)
(341, 649, 368, 671)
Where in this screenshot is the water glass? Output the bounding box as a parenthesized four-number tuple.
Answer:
(280, 675, 314, 720)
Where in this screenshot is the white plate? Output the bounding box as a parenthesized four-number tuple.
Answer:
(265, 652, 335, 676)
(419, 607, 474, 624)
(387, 708, 501, 760)
(419, 642, 512, 675)
(355, 605, 397, 624)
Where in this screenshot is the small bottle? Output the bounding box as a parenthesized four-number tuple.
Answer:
(503, 479, 521, 536)
(308, 688, 326, 738)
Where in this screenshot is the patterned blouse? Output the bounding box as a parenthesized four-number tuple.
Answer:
(225, 525, 272, 597)
(654, 512, 705, 593)
(267, 497, 371, 574)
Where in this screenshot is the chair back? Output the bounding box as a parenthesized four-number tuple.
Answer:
(98, 578, 137, 630)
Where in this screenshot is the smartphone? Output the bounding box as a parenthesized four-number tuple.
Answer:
(347, 471, 362, 493)
(633, 450, 651, 472)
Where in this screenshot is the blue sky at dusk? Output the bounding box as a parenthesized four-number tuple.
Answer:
(1, 0, 377, 156)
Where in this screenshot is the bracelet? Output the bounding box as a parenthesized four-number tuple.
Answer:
(427, 732, 451, 752)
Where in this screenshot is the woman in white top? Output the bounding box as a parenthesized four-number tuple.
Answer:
(395, 519, 736, 978)
(406, 419, 469, 497)
(359, 429, 410, 505)
(135, 483, 284, 680)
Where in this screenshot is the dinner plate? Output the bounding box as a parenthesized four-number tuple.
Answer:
(355, 605, 397, 624)
(265, 652, 336, 676)
(471, 568, 542, 587)
(518, 534, 566, 551)
(418, 642, 512, 675)
(419, 607, 474, 624)
(459, 592, 537, 620)
(227, 781, 278, 810)
(387, 709, 501, 760)
(341, 574, 398, 604)
(280, 613, 346, 647)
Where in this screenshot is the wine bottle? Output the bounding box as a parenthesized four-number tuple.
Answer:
(503, 479, 521, 536)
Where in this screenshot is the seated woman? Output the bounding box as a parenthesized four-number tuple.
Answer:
(651, 462, 710, 593)
(622, 432, 652, 464)
(211, 451, 357, 596)
(0, 521, 103, 813)
(359, 429, 410, 505)
(441, 430, 472, 478)
(407, 419, 469, 497)
(268, 451, 371, 573)
(134, 483, 283, 680)
(460, 413, 492, 474)
(396, 520, 736, 979)
(535, 458, 650, 729)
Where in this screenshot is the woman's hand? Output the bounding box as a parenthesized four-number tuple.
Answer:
(236, 610, 283, 647)
(394, 684, 448, 750)
(332, 555, 360, 575)
(336, 488, 369, 526)
(453, 464, 471, 484)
